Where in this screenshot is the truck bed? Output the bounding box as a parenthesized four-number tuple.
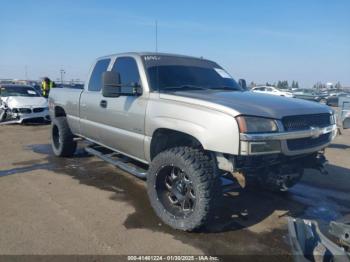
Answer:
(49, 87, 84, 134)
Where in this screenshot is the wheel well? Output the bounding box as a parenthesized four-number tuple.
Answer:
(150, 129, 203, 160)
(54, 106, 66, 117)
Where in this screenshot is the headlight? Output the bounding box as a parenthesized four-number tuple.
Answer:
(236, 116, 278, 133)
(330, 113, 336, 125)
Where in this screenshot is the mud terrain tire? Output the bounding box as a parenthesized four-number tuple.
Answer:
(147, 147, 220, 231)
(51, 117, 77, 157)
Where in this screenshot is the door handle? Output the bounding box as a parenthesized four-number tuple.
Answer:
(100, 100, 107, 108)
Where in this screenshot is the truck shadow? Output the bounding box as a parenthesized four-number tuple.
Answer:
(5, 143, 350, 255)
(11, 144, 303, 231)
(327, 143, 350, 150)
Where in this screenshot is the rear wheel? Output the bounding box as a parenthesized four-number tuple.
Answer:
(51, 117, 77, 157)
(147, 147, 220, 231)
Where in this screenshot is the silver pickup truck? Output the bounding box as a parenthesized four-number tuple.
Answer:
(49, 52, 337, 231)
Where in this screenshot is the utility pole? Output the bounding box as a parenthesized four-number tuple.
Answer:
(60, 68, 66, 84)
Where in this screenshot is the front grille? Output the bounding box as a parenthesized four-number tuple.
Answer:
(287, 133, 331, 151)
(282, 113, 331, 131)
(19, 108, 32, 114)
(33, 108, 44, 113)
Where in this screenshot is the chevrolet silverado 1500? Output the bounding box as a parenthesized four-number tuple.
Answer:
(49, 52, 337, 231)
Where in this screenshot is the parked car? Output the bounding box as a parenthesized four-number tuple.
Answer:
(293, 89, 327, 103)
(251, 86, 294, 97)
(338, 96, 350, 129)
(0, 84, 50, 123)
(326, 93, 350, 107)
(49, 52, 337, 231)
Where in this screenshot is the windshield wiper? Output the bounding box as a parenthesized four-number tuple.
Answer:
(161, 85, 208, 91)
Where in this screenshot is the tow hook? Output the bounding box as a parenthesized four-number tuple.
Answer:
(313, 154, 329, 175)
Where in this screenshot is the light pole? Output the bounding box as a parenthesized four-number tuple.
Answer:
(60, 68, 65, 84)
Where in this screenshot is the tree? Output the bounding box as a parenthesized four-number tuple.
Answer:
(277, 81, 282, 89)
(335, 82, 342, 90)
(291, 81, 295, 89)
(280, 80, 289, 89)
(295, 81, 299, 89)
(276, 80, 290, 89)
(313, 82, 326, 92)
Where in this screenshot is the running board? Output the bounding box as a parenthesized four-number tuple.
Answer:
(85, 145, 147, 179)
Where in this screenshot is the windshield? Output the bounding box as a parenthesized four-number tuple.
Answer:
(0, 86, 40, 97)
(142, 55, 242, 92)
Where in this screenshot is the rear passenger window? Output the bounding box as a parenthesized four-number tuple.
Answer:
(112, 57, 140, 86)
(88, 59, 110, 91)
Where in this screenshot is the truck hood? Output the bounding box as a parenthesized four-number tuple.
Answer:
(2, 96, 48, 108)
(160, 90, 333, 119)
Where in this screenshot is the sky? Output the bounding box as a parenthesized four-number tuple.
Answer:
(0, 0, 349, 88)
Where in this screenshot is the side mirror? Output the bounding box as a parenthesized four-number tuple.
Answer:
(102, 71, 143, 97)
(238, 79, 247, 90)
(102, 71, 121, 97)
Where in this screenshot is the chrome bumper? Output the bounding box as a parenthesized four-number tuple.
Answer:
(240, 124, 337, 141)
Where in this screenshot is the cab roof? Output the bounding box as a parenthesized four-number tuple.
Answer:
(97, 52, 210, 61)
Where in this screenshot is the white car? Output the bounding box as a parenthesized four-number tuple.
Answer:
(0, 84, 50, 123)
(251, 86, 294, 97)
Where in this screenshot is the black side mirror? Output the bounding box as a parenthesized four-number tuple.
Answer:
(238, 79, 247, 90)
(102, 71, 142, 97)
(102, 71, 122, 97)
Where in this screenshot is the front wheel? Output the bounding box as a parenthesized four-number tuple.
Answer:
(147, 147, 219, 231)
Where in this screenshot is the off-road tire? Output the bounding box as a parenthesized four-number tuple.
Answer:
(51, 117, 77, 157)
(147, 147, 220, 231)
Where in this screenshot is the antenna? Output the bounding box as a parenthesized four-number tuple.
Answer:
(155, 20, 158, 53)
(155, 20, 159, 92)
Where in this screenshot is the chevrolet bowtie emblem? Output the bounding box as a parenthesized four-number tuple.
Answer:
(310, 126, 322, 138)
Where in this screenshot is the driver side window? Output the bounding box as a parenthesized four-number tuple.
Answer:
(112, 57, 141, 87)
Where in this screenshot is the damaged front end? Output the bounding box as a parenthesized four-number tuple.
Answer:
(240, 152, 329, 191)
(217, 151, 330, 192)
(0, 103, 50, 125)
(218, 113, 337, 191)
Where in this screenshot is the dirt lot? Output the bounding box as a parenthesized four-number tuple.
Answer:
(0, 124, 349, 258)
